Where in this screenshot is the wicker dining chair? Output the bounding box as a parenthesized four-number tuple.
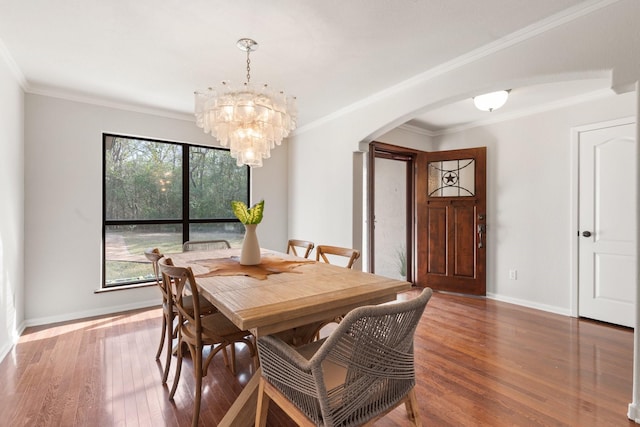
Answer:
(144, 248, 217, 384)
(315, 245, 360, 269)
(159, 257, 257, 427)
(287, 239, 315, 259)
(256, 287, 433, 427)
(182, 239, 231, 251)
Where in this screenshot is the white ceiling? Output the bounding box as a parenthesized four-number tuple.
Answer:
(0, 0, 614, 133)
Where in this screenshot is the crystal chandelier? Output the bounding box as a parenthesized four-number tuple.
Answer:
(194, 38, 297, 168)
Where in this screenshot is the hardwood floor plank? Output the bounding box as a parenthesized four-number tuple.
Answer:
(0, 290, 634, 426)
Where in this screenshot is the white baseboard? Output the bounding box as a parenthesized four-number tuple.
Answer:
(486, 292, 572, 317)
(0, 320, 26, 365)
(0, 340, 12, 365)
(24, 299, 161, 328)
(628, 403, 640, 423)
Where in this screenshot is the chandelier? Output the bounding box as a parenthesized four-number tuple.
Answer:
(194, 38, 297, 168)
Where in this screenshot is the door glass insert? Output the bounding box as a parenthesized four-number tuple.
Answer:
(428, 159, 475, 197)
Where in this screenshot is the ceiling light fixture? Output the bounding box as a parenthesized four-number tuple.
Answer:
(473, 90, 510, 112)
(194, 38, 297, 168)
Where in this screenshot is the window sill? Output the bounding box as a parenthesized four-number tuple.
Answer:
(95, 281, 156, 293)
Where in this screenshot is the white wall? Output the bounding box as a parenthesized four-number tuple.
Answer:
(0, 49, 24, 361)
(289, 0, 640, 254)
(287, 3, 640, 418)
(434, 91, 636, 313)
(24, 94, 288, 325)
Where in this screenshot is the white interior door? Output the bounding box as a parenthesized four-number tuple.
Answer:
(578, 120, 636, 327)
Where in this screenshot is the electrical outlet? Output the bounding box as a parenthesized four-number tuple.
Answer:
(509, 269, 518, 280)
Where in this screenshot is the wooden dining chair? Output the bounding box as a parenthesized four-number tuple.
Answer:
(286, 239, 315, 259)
(182, 239, 231, 251)
(144, 247, 216, 385)
(315, 245, 361, 269)
(159, 257, 257, 427)
(256, 287, 433, 427)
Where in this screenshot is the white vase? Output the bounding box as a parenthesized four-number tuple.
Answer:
(240, 224, 261, 265)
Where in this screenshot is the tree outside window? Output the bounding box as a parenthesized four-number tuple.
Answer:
(103, 134, 249, 288)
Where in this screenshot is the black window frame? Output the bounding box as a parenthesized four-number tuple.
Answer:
(101, 133, 250, 288)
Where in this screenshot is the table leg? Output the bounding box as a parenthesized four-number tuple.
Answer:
(218, 322, 324, 426)
(219, 367, 262, 427)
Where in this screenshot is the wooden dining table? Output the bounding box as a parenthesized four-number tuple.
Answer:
(168, 247, 411, 427)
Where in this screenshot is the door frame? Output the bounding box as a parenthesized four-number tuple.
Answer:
(569, 116, 636, 318)
(368, 142, 417, 282)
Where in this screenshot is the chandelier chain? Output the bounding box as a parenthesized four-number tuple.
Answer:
(246, 49, 251, 84)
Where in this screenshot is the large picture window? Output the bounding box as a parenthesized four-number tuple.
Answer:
(103, 134, 249, 288)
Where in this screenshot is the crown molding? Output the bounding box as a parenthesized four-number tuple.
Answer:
(297, 0, 621, 136)
(26, 84, 195, 122)
(396, 123, 436, 138)
(432, 88, 616, 136)
(0, 38, 28, 90)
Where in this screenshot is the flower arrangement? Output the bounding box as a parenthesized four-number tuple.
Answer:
(231, 200, 265, 225)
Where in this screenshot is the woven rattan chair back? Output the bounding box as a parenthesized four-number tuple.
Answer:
(257, 287, 433, 427)
(182, 239, 231, 251)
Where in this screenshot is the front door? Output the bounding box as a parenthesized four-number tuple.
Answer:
(578, 119, 636, 327)
(416, 147, 487, 295)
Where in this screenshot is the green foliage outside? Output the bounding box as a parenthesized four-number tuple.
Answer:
(104, 136, 249, 286)
(105, 137, 248, 221)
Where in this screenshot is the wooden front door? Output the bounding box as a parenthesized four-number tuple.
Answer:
(416, 147, 486, 295)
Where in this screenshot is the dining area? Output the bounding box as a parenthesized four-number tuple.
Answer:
(1, 240, 635, 426)
(144, 238, 427, 427)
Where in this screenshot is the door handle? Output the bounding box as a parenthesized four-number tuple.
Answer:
(582, 231, 592, 237)
(477, 224, 486, 248)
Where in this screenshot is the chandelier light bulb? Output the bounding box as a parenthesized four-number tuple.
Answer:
(473, 90, 510, 112)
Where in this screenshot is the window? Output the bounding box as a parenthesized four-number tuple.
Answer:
(427, 159, 475, 197)
(103, 134, 249, 288)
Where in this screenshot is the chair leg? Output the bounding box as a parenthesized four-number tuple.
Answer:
(404, 388, 422, 427)
(255, 377, 270, 427)
(229, 343, 237, 375)
(169, 338, 184, 400)
(192, 344, 203, 427)
(162, 313, 173, 384)
(156, 313, 167, 360)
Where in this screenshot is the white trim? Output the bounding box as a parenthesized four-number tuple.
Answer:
(0, 342, 11, 366)
(296, 0, 620, 135)
(486, 293, 571, 317)
(569, 116, 637, 320)
(24, 299, 160, 328)
(0, 38, 28, 89)
(396, 124, 436, 138)
(26, 84, 195, 122)
(433, 89, 615, 136)
(0, 321, 26, 365)
(628, 403, 640, 423)
(569, 127, 581, 318)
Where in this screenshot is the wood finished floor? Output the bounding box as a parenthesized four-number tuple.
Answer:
(0, 289, 634, 426)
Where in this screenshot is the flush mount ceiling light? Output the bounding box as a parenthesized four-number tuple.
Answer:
(194, 38, 297, 168)
(473, 90, 510, 112)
